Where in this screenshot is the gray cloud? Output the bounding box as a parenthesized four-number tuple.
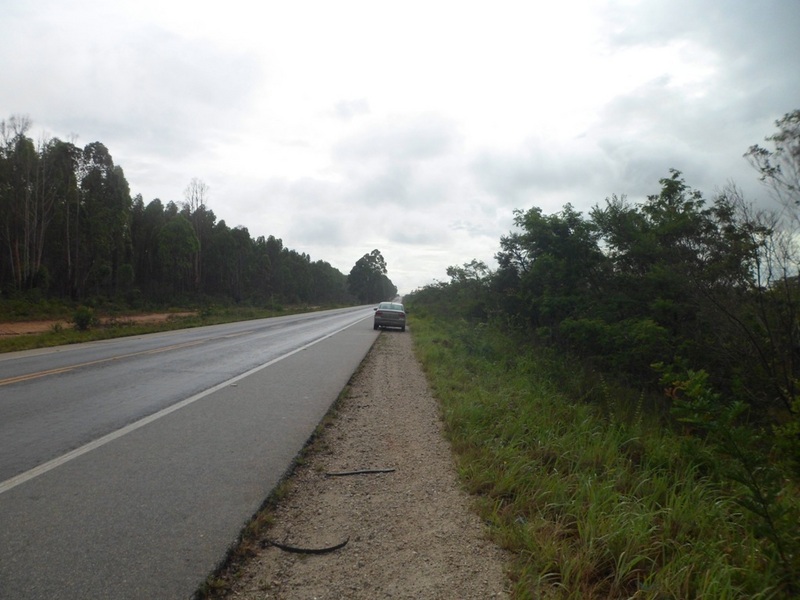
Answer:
(389, 227, 447, 246)
(2, 6, 261, 162)
(334, 113, 460, 162)
(602, 0, 800, 114)
(332, 99, 371, 121)
(590, 77, 779, 204)
(329, 113, 462, 214)
(287, 214, 347, 249)
(471, 138, 615, 213)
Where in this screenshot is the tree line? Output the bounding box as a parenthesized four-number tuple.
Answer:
(406, 111, 800, 577)
(0, 115, 396, 307)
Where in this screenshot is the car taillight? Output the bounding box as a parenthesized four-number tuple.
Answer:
(375, 311, 383, 316)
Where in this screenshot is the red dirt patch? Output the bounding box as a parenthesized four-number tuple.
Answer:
(0, 313, 195, 336)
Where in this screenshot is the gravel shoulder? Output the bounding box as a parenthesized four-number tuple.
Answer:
(223, 329, 510, 599)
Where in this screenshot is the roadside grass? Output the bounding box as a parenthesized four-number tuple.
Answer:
(410, 315, 783, 599)
(0, 304, 329, 353)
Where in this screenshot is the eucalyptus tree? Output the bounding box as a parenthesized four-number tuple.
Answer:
(0, 123, 38, 290)
(310, 259, 349, 304)
(182, 178, 212, 291)
(228, 225, 256, 302)
(130, 197, 168, 296)
(42, 138, 81, 296)
(76, 142, 132, 298)
(203, 219, 235, 297)
(348, 249, 395, 304)
(278, 248, 312, 304)
(0, 117, 82, 294)
(157, 215, 199, 296)
(264, 235, 284, 301)
(250, 235, 273, 303)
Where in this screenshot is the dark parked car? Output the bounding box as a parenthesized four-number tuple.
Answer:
(373, 302, 406, 331)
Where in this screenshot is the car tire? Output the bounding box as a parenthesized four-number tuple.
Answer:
(373, 323, 379, 330)
(401, 326, 405, 332)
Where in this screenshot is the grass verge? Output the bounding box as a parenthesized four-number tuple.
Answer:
(409, 314, 785, 599)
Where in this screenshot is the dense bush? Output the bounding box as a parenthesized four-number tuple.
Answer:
(72, 306, 96, 331)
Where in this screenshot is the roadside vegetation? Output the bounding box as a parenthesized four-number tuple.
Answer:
(411, 314, 791, 598)
(405, 111, 800, 599)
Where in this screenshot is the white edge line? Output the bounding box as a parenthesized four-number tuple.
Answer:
(0, 314, 372, 496)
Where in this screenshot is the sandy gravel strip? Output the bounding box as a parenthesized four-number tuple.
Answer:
(225, 329, 510, 599)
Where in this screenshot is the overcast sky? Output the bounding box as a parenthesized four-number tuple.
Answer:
(2, 0, 799, 293)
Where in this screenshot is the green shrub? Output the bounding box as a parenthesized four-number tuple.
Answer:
(662, 366, 800, 593)
(73, 306, 96, 331)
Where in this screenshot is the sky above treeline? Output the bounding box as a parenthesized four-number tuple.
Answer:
(2, 0, 799, 293)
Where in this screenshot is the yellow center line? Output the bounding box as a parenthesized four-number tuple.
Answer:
(0, 366, 78, 386)
(0, 339, 214, 387)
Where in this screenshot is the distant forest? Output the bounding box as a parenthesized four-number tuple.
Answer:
(0, 116, 396, 307)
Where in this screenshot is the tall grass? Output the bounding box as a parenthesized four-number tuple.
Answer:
(410, 315, 785, 599)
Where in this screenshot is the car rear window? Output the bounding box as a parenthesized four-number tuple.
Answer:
(379, 303, 404, 311)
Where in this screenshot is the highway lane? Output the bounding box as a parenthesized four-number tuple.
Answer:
(0, 307, 379, 599)
(0, 306, 373, 482)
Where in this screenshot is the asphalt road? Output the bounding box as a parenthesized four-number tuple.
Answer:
(0, 307, 379, 599)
